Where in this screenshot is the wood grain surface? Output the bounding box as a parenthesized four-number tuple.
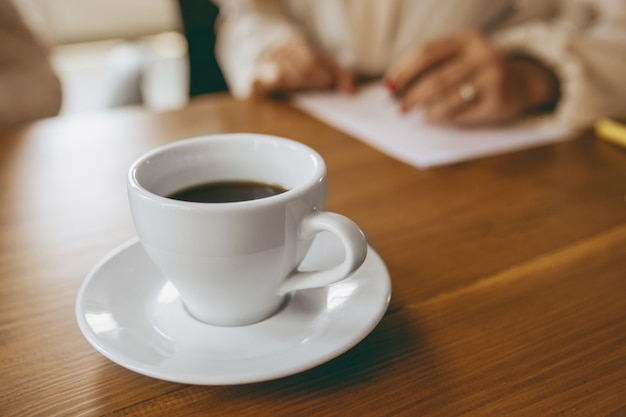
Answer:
(1, 94, 626, 416)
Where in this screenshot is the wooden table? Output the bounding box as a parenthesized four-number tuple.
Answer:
(2, 94, 626, 416)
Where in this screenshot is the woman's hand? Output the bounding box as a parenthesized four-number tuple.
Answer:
(384, 29, 560, 126)
(251, 38, 355, 97)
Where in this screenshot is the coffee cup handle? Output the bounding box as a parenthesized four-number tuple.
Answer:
(278, 212, 368, 296)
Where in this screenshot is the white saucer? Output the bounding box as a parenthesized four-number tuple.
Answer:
(76, 232, 391, 385)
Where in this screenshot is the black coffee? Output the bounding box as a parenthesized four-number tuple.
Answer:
(167, 180, 288, 203)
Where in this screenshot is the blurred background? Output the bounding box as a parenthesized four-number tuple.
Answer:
(14, 0, 222, 115)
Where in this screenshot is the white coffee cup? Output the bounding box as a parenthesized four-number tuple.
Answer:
(127, 133, 368, 326)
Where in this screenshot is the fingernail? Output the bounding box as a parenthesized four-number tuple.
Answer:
(384, 78, 398, 94)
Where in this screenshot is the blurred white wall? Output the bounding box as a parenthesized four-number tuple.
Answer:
(14, 0, 189, 114)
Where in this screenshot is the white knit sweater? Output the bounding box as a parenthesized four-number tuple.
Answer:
(213, 0, 626, 128)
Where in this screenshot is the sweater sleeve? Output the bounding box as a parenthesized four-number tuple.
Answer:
(212, 0, 304, 98)
(492, 0, 626, 128)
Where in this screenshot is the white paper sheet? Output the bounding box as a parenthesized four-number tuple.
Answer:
(293, 83, 573, 168)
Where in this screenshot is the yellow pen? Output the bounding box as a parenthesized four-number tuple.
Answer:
(595, 117, 626, 149)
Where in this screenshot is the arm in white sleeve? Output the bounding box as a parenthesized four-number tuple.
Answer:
(212, 0, 304, 98)
(492, 0, 626, 128)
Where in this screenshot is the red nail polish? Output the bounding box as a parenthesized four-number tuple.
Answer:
(384, 78, 397, 94)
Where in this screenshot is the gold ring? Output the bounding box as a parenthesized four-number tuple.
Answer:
(459, 82, 477, 103)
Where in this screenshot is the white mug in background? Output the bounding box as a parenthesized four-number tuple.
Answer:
(127, 134, 368, 326)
